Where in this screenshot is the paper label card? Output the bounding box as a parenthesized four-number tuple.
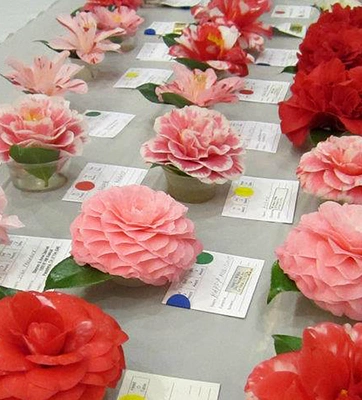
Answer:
(136, 43, 173, 62)
(238, 79, 290, 104)
(160, 0, 201, 7)
(145, 21, 188, 35)
(118, 370, 220, 400)
(114, 68, 172, 89)
(163, 251, 264, 318)
(63, 163, 148, 203)
(272, 5, 312, 18)
(222, 176, 299, 223)
(274, 23, 307, 38)
(84, 110, 135, 138)
(0, 235, 71, 291)
(230, 121, 281, 153)
(255, 48, 298, 67)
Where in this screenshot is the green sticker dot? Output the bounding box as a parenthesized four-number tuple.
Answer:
(85, 111, 102, 117)
(196, 252, 214, 265)
(119, 395, 145, 400)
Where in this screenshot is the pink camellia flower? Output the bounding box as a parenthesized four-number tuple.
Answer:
(83, 0, 143, 11)
(92, 6, 144, 36)
(0, 95, 87, 161)
(155, 64, 245, 107)
(0, 187, 23, 245)
(276, 201, 362, 320)
(141, 106, 244, 184)
(297, 135, 362, 204)
(5, 51, 88, 96)
(70, 185, 203, 286)
(49, 12, 124, 64)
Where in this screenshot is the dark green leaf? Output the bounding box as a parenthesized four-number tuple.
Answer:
(267, 261, 300, 304)
(137, 83, 161, 104)
(163, 33, 181, 47)
(44, 256, 112, 290)
(161, 92, 193, 108)
(196, 252, 214, 265)
(175, 58, 210, 71)
(150, 163, 162, 169)
(0, 286, 18, 300)
(163, 164, 190, 177)
(273, 334, 302, 354)
(282, 65, 297, 74)
(10, 146, 59, 165)
(310, 129, 335, 146)
(34, 40, 79, 58)
(71, 7, 82, 16)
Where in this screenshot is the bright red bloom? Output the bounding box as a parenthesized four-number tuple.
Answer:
(279, 58, 362, 146)
(83, 0, 142, 11)
(245, 322, 362, 400)
(169, 23, 253, 77)
(0, 291, 128, 400)
(316, 3, 362, 26)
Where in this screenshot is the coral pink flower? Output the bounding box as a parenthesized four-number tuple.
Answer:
(5, 51, 88, 96)
(141, 106, 244, 184)
(83, 0, 142, 11)
(169, 23, 253, 77)
(276, 201, 362, 320)
(155, 64, 245, 107)
(245, 322, 362, 400)
(297, 135, 362, 204)
(0, 187, 23, 245)
(0, 95, 87, 161)
(50, 12, 124, 64)
(92, 6, 144, 36)
(70, 185, 203, 285)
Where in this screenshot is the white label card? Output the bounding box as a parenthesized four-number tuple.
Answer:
(63, 163, 148, 203)
(118, 370, 220, 400)
(238, 79, 290, 104)
(114, 68, 173, 89)
(230, 121, 281, 153)
(274, 23, 307, 38)
(0, 235, 71, 291)
(163, 251, 264, 319)
(222, 176, 299, 223)
(84, 110, 135, 138)
(136, 43, 173, 62)
(160, 0, 201, 7)
(255, 48, 298, 67)
(145, 21, 188, 35)
(272, 5, 312, 18)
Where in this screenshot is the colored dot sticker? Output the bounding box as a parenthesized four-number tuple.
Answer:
(240, 89, 254, 95)
(234, 186, 254, 198)
(119, 395, 145, 400)
(85, 111, 102, 117)
(75, 181, 95, 191)
(126, 72, 139, 78)
(196, 252, 214, 265)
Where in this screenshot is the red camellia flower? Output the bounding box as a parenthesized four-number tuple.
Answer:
(83, 0, 142, 11)
(316, 3, 362, 26)
(245, 322, 362, 400)
(279, 58, 362, 146)
(0, 291, 128, 400)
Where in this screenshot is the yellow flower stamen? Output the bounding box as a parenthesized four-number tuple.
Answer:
(23, 111, 43, 122)
(207, 33, 224, 49)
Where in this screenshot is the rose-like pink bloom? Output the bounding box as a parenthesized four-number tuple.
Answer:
(141, 106, 244, 184)
(70, 185, 203, 285)
(155, 64, 245, 107)
(49, 12, 124, 64)
(5, 51, 88, 96)
(0, 187, 23, 244)
(297, 135, 362, 204)
(92, 6, 144, 36)
(83, 0, 143, 11)
(276, 201, 362, 320)
(0, 95, 87, 161)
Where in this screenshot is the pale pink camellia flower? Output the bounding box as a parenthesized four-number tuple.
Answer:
(5, 51, 88, 96)
(155, 64, 245, 107)
(276, 201, 362, 320)
(70, 185, 203, 286)
(49, 12, 124, 64)
(92, 6, 144, 36)
(297, 135, 362, 204)
(141, 106, 244, 184)
(0, 187, 24, 245)
(0, 94, 87, 161)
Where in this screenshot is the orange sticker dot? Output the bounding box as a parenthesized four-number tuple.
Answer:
(240, 89, 254, 95)
(75, 181, 95, 191)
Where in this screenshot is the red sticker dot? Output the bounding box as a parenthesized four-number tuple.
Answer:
(240, 89, 254, 95)
(75, 181, 95, 191)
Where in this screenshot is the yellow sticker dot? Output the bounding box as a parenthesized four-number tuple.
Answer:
(234, 186, 254, 197)
(126, 72, 139, 78)
(119, 395, 145, 400)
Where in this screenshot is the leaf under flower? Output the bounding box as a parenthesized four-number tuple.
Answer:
(267, 260, 300, 304)
(272, 334, 302, 354)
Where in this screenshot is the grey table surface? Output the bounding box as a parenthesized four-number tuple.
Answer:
(0, 1, 350, 399)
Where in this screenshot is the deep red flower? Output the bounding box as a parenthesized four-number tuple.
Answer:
(0, 291, 128, 400)
(317, 3, 362, 26)
(83, 0, 142, 11)
(245, 322, 362, 400)
(279, 58, 362, 146)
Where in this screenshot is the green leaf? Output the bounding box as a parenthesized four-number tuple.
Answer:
(0, 286, 18, 300)
(34, 40, 79, 59)
(161, 92, 194, 108)
(44, 256, 112, 290)
(137, 83, 161, 104)
(282, 65, 297, 74)
(71, 7, 82, 16)
(175, 58, 210, 71)
(272, 334, 302, 354)
(163, 164, 190, 177)
(150, 163, 162, 169)
(267, 261, 300, 304)
(310, 129, 336, 146)
(163, 33, 181, 47)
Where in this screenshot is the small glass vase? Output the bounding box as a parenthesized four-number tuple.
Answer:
(73, 59, 99, 81)
(163, 166, 216, 204)
(7, 158, 70, 192)
(112, 276, 147, 287)
(111, 35, 138, 52)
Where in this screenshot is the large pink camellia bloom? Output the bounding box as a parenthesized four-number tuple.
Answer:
(141, 106, 244, 184)
(156, 64, 245, 107)
(276, 201, 362, 320)
(0, 187, 23, 245)
(245, 322, 362, 400)
(0, 95, 87, 161)
(5, 51, 88, 96)
(297, 135, 362, 204)
(70, 185, 203, 286)
(50, 12, 124, 64)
